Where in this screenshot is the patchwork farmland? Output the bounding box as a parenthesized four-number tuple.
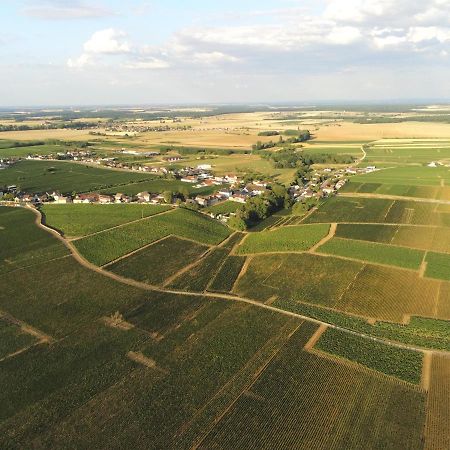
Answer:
(2, 128, 450, 448)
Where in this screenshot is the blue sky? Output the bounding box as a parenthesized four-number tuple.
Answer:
(1, 0, 450, 106)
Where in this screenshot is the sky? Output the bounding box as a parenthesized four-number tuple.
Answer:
(1, 0, 450, 106)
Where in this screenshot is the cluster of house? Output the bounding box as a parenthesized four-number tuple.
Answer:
(0, 158, 13, 170)
(189, 181, 269, 208)
(288, 166, 377, 201)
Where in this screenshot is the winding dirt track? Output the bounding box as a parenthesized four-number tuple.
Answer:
(25, 205, 450, 357)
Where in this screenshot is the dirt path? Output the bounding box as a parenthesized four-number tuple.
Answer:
(339, 192, 450, 205)
(23, 205, 450, 357)
(419, 252, 428, 278)
(0, 310, 55, 344)
(421, 351, 432, 391)
(309, 223, 337, 253)
(304, 324, 328, 351)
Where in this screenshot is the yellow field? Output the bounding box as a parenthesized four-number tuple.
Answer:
(314, 121, 450, 141)
(0, 128, 97, 141)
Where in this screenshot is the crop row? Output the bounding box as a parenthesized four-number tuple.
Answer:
(74, 208, 230, 266)
(237, 224, 330, 254)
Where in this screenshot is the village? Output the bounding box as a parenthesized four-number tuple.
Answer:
(0, 147, 378, 224)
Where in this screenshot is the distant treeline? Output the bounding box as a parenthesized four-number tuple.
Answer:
(0, 122, 99, 132)
(252, 130, 311, 151)
(353, 115, 450, 124)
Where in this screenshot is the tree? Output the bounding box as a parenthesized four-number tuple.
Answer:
(163, 191, 173, 204)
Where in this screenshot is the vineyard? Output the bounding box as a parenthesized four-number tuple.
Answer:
(425, 355, 450, 450)
(304, 196, 450, 226)
(335, 223, 450, 254)
(236, 252, 444, 322)
(0, 320, 38, 360)
(198, 323, 426, 450)
(107, 236, 209, 286)
(236, 224, 330, 254)
(168, 247, 230, 291)
(73, 208, 230, 266)
(317, 237, 425, 270)
(208, 255, 246, 293)
(0, 206, 69, 273)
(42, 203, 170, 238)
(425, 252, 450, 281)
(2, 132, 450, 450)
(315, 328, 423, 384)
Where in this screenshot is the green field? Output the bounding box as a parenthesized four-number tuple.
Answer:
(0, 206, 69, 273)
(364, 141, 450, 165)
(208, 255, 246, 293)
(199, 323, 426, 450)
(305, 196, 450, 226)
(335, 223, 450, 254)
(168, 247, 229, 292)
(0, 160, 153, 193)
(237, 224, 330, 254)
(316, 328, 423, 384)
(318, 237, 425, 270)
(42, 203, 171, 237)
(236, 252, 442, 322)
(0, 201, 442, 449)
(0, 142, 66, 158)
(107, 236, 209, 285)
(0, 320, 38, 360)
(425, 252, 450, 281)
(99, 179, 218, 196)
(206, 200, 242, 215)
(351, 166, 450, 186)
(74, 208, 230, 266)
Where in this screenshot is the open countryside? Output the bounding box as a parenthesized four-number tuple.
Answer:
(1, 1, 450, 448)
(2, 105, 450, 449)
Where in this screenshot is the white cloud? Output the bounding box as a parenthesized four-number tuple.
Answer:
(83, 28, 130, 54)
(23, 1, 114, 20)
(67, 53, 93, 69)
(123, 58, 170, 70)
(192, 52, 240, 64)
